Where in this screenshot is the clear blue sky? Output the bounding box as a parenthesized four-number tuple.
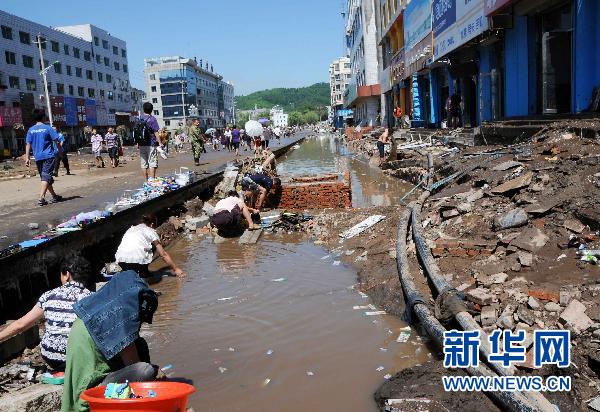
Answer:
(2, 0, 346, 95)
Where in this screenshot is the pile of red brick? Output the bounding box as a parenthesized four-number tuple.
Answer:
(266, 173, 352, 210)
(345, 126, 373, 141)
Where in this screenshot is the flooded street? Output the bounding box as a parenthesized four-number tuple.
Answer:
(147, 135, 429, 411)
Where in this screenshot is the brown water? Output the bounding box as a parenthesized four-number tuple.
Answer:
(146, 135, 429, 411)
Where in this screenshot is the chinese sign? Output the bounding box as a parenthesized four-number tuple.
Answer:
(434, 0, 488, 60)
(442, 329, 572, 392)
(50, 96, 66, 126)
(64, 97, 78, 126)
(390, 48, 406, 84)
(0, 107, 23, 127)
(85, 99, 97, 126)
(432, 0, 456, 35)
(404, 0, 432, 51)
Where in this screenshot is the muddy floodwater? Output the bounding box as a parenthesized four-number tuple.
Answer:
(147, 135, 429, 411)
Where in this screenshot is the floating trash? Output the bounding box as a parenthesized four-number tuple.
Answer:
(266, 349, 274, 356)
(306, 371, 315, 376)
(271, 278, 287, 282)
(218, 367, 227, 374)
(365, 310, 386, 316)
(218, 296, 236, 301)
(396, 326, 411, 343)
(262, 378, 271, 386)
(376, 366, 385, 372)
(384, 374, 392, 380)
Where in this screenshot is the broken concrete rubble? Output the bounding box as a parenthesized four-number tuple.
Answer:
(559, 299, 594, 334)
(510, 228, 549, 252)
(494, 208, 528, 230)
(465, 288, 494, 306)
(491, 171, 533, 194)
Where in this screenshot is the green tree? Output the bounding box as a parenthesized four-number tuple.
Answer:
(237, 112, 250, 126)
(302, 111, 319, 125)
(288, 111, 303, 126)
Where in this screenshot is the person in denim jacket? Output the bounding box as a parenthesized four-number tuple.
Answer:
(61, 271, 159, 412)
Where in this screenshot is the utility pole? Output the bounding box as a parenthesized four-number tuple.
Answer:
(36, 34, 53, 126)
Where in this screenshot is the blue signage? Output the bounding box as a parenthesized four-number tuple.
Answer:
(404, 0, 432, 50)
(433, 0, 456, 35)
(85, 99, 97, 126)
(64, 97, 78, 126)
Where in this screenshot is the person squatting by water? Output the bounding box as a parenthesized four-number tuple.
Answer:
(115, 214, 185, 278)
(24, 108, 64, 206)
(210, 190, 260, 232)
(241, 173, 281, 212)
(0, 256, 93, 372)
(61, 271, 161, 412)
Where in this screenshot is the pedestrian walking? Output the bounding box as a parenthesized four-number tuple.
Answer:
(90, 129, 105, 168)
(231, 125, 241, 157)
(273, 127, 281, 145)
(224, 126, 232, 152)
(104, 127, 120, 168)
(262, 125, 272, 149)
(158, 127, 170, 155)
(53, 127, 71, 176)
(132, 102, 162, 181)
(211, 130, 220, 151)
(189, 119, 204, 166)
(24, 108, 63, 206)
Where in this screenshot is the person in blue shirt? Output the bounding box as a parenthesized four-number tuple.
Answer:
(53, 126, 71, 177)
(24, 109, 63, 206)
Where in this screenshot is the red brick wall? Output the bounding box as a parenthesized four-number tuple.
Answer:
(266, 173, 352, 210)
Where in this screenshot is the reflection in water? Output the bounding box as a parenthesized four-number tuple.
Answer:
(146, 136, 428, 411)
(278, 135, 415, 208)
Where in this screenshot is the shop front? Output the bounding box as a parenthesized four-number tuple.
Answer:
(0, 107, 23, 157)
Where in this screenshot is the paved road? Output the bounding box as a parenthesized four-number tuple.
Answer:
(0, 134, 306, 248)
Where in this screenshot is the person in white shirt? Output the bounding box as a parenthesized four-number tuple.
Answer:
(210, 191, 259, 231)
(115, 214, 184, 278)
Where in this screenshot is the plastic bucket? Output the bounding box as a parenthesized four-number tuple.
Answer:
(81, 382, 195, 412)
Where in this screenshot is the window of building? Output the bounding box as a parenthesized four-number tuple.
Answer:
(108, 91, 114, 100)
(57, 83, 65, 94)
(84, 51, 91, 61)
(99, 90, 105, 98)
(75, 67, 82, 77)
(77, 86, 84, 97)
(73, 47, 80, 58)
(104, 57, 110, 67)
(12, 101, 19, 108)
(114, 61, 120, 71)
(102, 39, 108, 49)
(86, 70, 93, 80)
(19, 31, 30, 44)
(94, 36, 99, 46)
(54, 62, 62, 74)
(96, 54, 101, 64)
(47, 82, 52, 93)
(123, 64, 128, 73)
(87, 88, 95, 98)
(98, 72, 103, 82)
(9, 76, 19, 89)
(149, 74, 156, 81)
(121, 48, 126, 58)
(153, 110, 159, 116)
(106, 74, 112, 83)
(152, 97, 158, 103)
(38, 36, 46, 49)
(164, 120, 170, 126)
(151, 86, 157, 92)
(1, 25, 12, 40)
(68, 85, 74, 95)
(51, 40, 59, 53)
(5, 51, 16, 65)
(112, 45, 118, 55)
(25, 78, 36, 91)
(66, 65, 72, 76)
(63, 44, 69, 55)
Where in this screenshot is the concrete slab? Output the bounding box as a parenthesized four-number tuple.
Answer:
(0, 324, 39, 363)
(239, 229, 263, 245)
(0, 384, 62, 412)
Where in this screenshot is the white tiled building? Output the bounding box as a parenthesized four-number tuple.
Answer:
(329, 56, 351, 108)
(344, 0, 381, 126)
(270, 106, 288, 128)
(0, 10, 130, 154)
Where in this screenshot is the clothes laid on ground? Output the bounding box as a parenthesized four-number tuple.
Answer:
(26, 123, 58, 161)
(38, 282, 92, 369)
(115, 224, 159, 265)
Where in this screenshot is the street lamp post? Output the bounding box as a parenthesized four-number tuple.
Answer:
(35, 35, 53, 126)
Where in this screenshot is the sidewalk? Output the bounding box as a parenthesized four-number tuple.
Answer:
(0, 135, 302, 248)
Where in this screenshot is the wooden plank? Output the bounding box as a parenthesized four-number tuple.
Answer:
(239, 229, 263, 245)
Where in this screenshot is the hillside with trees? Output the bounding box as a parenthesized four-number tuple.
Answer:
(236, 83, 330, 125)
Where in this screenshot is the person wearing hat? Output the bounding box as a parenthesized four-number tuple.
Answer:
(61, 271, 161, 412)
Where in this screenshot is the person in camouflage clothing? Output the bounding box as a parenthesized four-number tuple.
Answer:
(189, 119, 204, 166)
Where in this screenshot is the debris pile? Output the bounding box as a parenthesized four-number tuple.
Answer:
(0, 347, 46, 394)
